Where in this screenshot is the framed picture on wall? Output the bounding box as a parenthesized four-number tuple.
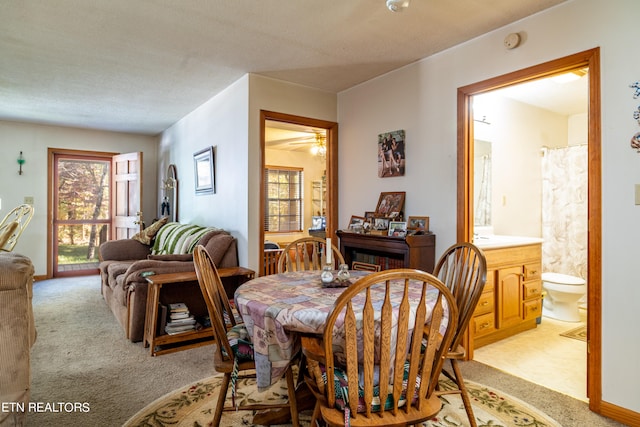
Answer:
(378, 129, 406, 178)
(194, 146, 215, 195)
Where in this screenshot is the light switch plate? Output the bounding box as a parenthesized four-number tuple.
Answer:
(24, 196, 34, 205)
(635, 185, 640, 205)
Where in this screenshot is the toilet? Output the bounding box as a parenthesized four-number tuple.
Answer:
(541, 272, 586, 322)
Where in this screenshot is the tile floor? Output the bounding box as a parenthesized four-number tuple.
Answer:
(473, 309, 588, 401)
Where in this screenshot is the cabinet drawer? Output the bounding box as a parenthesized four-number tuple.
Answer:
(523, 298, 542, 321)
(474, 291, 494, 316)
(473, 312, 496, 337)
(483, 270, 495, 293)
(523, 280, 542, 300)
(524, 263, 541, 280)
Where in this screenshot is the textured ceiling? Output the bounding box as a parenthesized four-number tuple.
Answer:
(0, 0, 566, 135)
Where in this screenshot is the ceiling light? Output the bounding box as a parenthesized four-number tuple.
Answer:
(386, 0, 410, 12)
(310, 133, 326, 158)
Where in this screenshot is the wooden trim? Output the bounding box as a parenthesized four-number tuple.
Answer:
(586, 47, 603, 413)
(47, 148, 119, 279)
(599, 400, 640, 427)
(457, 48, 603, 415)
(259, 110, 338, 277)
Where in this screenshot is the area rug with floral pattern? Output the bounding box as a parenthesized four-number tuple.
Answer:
(124, 373, 562, 427)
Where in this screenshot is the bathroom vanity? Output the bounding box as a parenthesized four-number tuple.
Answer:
(472, 236, 544, 352)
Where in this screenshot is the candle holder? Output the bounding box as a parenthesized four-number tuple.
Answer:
(17, 151, 25, 175)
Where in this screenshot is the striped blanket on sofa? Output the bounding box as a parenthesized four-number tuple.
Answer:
(151, 222, 221, 255)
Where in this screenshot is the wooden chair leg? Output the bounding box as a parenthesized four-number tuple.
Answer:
(310, 400, 322, 427)
(214, 373, 231, 427)
(450, 359, 477, 427)
(285, 366, 300, 427)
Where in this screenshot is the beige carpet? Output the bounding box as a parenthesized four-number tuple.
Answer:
(28, 275, 624, 427)
(124, 373, 562, 427)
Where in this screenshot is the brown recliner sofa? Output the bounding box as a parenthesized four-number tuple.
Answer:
(99, 223, 238, 342)
(0, 253, 36, 427)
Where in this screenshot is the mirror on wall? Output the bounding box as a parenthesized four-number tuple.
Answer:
(162, 164, 178, 222)
(473, 140, 492, 228)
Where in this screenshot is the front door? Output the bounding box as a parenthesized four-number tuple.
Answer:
(51, 151, 112, 276)
(48, 149, 143, 277)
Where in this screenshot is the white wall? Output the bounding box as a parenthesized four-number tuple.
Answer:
(0, 120, 158, 276)
(337, 0, 640, 414)
(485, 96, 567, 237)
(158, 74, 337, 271)
(158, 77, 250, 265)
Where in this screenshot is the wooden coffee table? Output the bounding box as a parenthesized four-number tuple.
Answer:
(143, 267, 254, 356)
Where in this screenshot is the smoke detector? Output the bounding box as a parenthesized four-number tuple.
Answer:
(386, 0, 410, 12)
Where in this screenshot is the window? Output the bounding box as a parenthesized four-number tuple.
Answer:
(264, 166, 303, 232)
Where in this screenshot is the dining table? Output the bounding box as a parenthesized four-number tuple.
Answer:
(234, 268, 451, 392)
(234, 269, 369, 390)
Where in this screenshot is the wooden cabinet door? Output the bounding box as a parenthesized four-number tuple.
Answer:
(497, 266, 523, 328)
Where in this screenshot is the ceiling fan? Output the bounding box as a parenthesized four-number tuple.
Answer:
(265, 121, 327, 153)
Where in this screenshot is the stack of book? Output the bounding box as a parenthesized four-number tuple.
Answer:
(164, 302, 196, 335)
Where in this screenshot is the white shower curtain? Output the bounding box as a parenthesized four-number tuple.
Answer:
(541, 145, 588, 279)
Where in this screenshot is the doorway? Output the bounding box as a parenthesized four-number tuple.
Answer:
(49, 150, 112, 276)
(259, 110, 338, 276)
(47, 148, 143, 278)
(457, 48, 601, 409)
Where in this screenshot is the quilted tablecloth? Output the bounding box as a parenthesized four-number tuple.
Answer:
(234, 270, 449, 391)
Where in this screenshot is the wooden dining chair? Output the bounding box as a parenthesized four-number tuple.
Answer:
(0, 204, 34, 252)
(431, 242, 487, 427)
(302, 268, 458, 427)
(193, 245, 300, 427)
(277, 236, 345, 273)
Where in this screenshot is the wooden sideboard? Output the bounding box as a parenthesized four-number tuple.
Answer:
(336, 230, 436, 273)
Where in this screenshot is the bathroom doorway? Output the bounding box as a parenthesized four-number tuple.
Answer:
(457, 48, 601, 408)
(471, 78, 589, 401)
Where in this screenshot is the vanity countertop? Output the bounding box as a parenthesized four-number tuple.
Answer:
(473, 234, 543, 249)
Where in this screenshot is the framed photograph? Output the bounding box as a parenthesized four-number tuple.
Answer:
(407, 216, 429, 231)
(349, 215, 366, 229)
(378, 129, 406, 178)
(194, 146, 215, 195)
(375, 191, 405, 216)
(388, 221, 408, 237)
(373, 217, 390, 231)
